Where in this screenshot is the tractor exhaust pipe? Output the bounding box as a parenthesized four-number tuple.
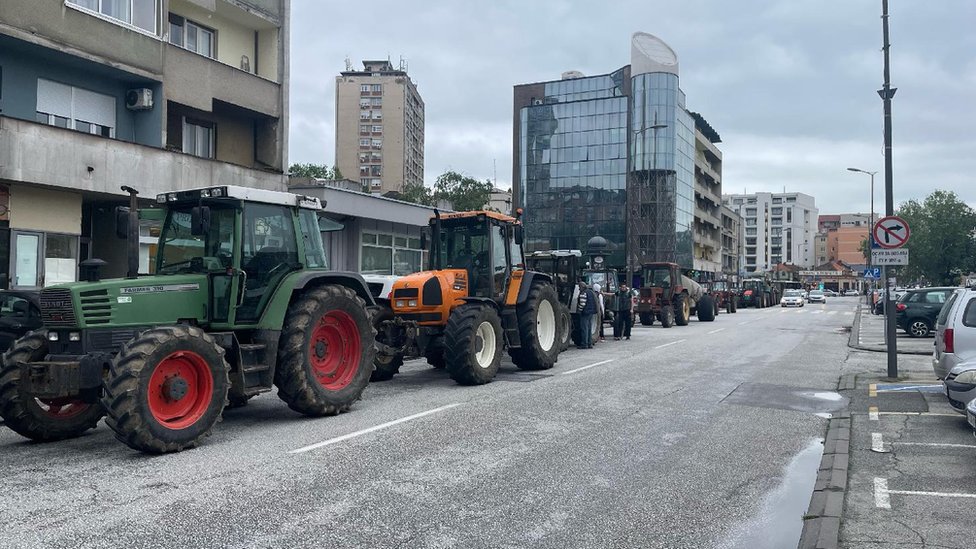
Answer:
(432, 208, 441, 270)
(121, 186, 140, 279)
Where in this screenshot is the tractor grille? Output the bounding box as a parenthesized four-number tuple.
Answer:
(88, 329, 141, 352)
(79, 289, 112, 325)
(39, 288, 77, 327)
(393, 288, 418, 298)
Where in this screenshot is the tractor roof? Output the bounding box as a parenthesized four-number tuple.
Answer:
(435, 210, 517, 224)
(156, 185, 323, 210)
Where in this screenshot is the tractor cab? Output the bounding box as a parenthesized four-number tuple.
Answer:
(430, 211, 524, 300)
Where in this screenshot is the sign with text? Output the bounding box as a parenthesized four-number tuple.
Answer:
(799, 270, 845, 277)
(872, 248, 909, 265)
(873, 216, 910, 249)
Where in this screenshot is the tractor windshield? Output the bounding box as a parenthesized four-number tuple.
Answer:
(712, 281, 728, 291)
(643, 267, 672, 288)
(433, 218, 489, 271)
(157, 206, 236, 274)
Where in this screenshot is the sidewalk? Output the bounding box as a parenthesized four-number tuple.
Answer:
(848, 302, 933, 356)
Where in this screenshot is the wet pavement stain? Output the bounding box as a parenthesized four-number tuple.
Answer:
(719, 438, 824, 549)
(721, 383, 849, 414)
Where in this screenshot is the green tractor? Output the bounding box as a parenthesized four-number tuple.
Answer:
(0, 185, 376, 453)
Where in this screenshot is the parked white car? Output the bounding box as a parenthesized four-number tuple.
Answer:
(933, 288, 976, 380)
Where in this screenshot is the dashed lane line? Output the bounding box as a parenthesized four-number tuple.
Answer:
(654, 339, 686, 350)
(707, 328, 725, 335)
(561, 359, 614, 376)
(289, 403, 462, 454)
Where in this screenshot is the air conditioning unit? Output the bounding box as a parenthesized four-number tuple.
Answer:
(125, 88, 153, 110)
(532, 98, 543, 105)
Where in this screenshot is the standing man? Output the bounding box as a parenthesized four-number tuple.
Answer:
(612, 283, 634, 340)
(577, 280, 597, 349)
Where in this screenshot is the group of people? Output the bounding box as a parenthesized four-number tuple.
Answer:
(574, 280, 635, 349)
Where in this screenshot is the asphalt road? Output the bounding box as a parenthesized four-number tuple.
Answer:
(0, 298, 864, 549)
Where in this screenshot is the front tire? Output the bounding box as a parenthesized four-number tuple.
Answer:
(674, 294, 690, 326)
(697, 295, 716, 322)
(444, 304, 503, 385)
(640, 312, 654, 326)
(0, 331, 104, 442)
(661, 306, 675, 328)
(510, 284, 561, 371)
(102, 325, 229, 453)
(275, 285, 374, 416)
(370, 306, 404, 382)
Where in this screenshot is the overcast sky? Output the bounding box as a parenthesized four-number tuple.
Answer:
(288, 0, 976, 215)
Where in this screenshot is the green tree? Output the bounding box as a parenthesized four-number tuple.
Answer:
(432, 170, 493, 212)
(398, 182, 434, 206)
(289, 163, 342, 180)
(896, 190, 976, 285)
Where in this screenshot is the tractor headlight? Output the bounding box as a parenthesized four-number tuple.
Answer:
(408, 300, 418, 307)
(68, 332, 81, 342)
(395, 300, 406, 308)
(199, 189, 211, 198)
(47, 332, 59, 341)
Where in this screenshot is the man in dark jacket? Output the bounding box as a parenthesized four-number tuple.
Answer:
(577, 281, 597, 349)
(612, 284, 634, 340)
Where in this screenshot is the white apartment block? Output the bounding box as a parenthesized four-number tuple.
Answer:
(723, 192, 818, 273)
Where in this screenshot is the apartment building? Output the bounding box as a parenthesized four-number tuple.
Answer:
(0, 0, 290, 287)
(335, 60, 424, 194)
(691, 112, 722, 277)
(723, 192, 818, 272)
(720, 204, 741, 280)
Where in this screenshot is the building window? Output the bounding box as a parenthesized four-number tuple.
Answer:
(371, 84, 382, 93)
(786, 208, 792, 223)
(745, 208, 756, 216)
(359, 99, 370, 108)
(772, 197, 782, 204)
(360, 84, 370, 94)
(182, 118, 214, 158)
(360, 124, 370, 135)
(371, 125, 383, 134)
(370, 97, 382, 107)
(36, 79, 116, 138)
(745, 227, 757, 236)
(771, 217, 782, 225)
(371, 138, 382, 149)
(360, 110, 371, 120)
(372, 111, 382, 120)
(370, 179, 382, 188)
(67, 0, 158, 34)
(359, 138, 370, 148)
(168, 14, 214, 58)
(361, 232, 424, 276)
(771, 207, 782, 215)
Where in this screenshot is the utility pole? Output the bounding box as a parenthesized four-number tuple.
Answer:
(879, 0, 898, 378)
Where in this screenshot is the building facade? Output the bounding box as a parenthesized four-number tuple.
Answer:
(720, 205, 741, 280)
(723, 192, 818, 273)
(513, 33, 697, 281)
(0, 0, 290, 287)
(335, 60, 424, 195)
(691, 113, 722, 277)
(487, 187, 512, 214)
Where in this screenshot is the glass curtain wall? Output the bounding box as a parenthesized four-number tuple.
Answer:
(519, 71, 629, 267)
(630, 72, 695, 268)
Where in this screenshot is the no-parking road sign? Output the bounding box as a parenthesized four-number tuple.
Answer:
(873, 216, 910, 249)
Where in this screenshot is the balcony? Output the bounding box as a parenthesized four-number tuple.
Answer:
(0, 116, 284, 198)
(164, 44, 280, 118)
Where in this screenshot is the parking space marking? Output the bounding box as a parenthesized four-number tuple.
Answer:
(869, 406, 879, 420)
(871, 432, 886, 453)
(561, 359, 614, 376)
(869, 384, 877, 397)
(654, 340, 686, 350)
(876, 478, 976, 508)
(707, 328, 724, 335)
(878, 411, 961, 418)
(288, 403, 462, 454)
(895, 442, 976, 449)
(876, 384, 943, 394)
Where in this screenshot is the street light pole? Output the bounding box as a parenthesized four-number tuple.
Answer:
(847, 167, 877, 265)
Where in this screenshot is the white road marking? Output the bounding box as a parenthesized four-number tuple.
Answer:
(289, 403, 462, 454)
(895, 442, 976, 449)
(876, 384, 943, 393)
(875, 477, 891, 509)
(872, 432, 886, 452)
(707, 328, 725, 335)
(869, 407, 879, 420)
(561, 359, 614, 375)
(828, 311, 838, 315)
(878, 411, 961, 418)
(738, 321, 751, 326)
(654, 339, 686, 350)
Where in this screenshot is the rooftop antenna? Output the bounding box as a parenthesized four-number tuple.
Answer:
(344, 56, 352, 71)
(493, 158, 497, 187)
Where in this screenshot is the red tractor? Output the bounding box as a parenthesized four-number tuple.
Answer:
(708, 280, 738, 314)
(636, 262, 716, 327)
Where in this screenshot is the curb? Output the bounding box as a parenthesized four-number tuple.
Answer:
(798, 398, 852, 549)
(847, 305, 931, 356)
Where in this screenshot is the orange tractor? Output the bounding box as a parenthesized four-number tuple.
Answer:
(372, 210, 562, 384)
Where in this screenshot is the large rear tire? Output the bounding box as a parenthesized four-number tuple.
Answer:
(674, 294, 690, 326)
(275, 285, 374, 416)
(444, 304, 503, 385)
(102, 325, 229, 453)
(639, 312, 654, 326)
(510, 284, 561, 370)
(697, 295, 716, 322)
(370, 306, 404, 382)
(0, 331, 104, 442)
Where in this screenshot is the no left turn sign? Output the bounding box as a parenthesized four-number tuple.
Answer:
(873, 216, 910, 249)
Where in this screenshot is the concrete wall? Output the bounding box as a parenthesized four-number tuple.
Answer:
(0, 116, 285, 198)
(9, 185, 82, 234)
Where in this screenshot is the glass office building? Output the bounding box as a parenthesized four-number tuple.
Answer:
(514, 33, 696, 278)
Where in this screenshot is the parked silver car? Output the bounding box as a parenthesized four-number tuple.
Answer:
(944, 361, 976, 413)
(933, 288, 976, 379)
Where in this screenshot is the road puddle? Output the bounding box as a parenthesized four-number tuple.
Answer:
(719, 438, 824, 549)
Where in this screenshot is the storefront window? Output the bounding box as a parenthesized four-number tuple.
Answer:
(361, 231, 424, 275)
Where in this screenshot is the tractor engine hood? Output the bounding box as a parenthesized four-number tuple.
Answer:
(39, 274, 211, 329)
(389, 270, 469, 324)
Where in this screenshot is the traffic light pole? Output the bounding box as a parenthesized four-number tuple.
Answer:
(880, 0, 898, 378)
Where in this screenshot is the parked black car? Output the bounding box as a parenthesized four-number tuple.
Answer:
(895, 287, 957, 337)
(0, 290, 42, 352)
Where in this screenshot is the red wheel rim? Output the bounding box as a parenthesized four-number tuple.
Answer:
(36, 397, 90, 419)
(147, 350, 214, 430)
(309, 310, 361, 391)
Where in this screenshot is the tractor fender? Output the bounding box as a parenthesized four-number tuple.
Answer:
(255, 271, 376, 330)
(458, 296, 499, 309)
(514, 271, 553, 305)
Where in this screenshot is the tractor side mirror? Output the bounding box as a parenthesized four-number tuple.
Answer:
(114, 206, 130, 239)
(514, 225, 524, 245)
(191, 206, 211, 236)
